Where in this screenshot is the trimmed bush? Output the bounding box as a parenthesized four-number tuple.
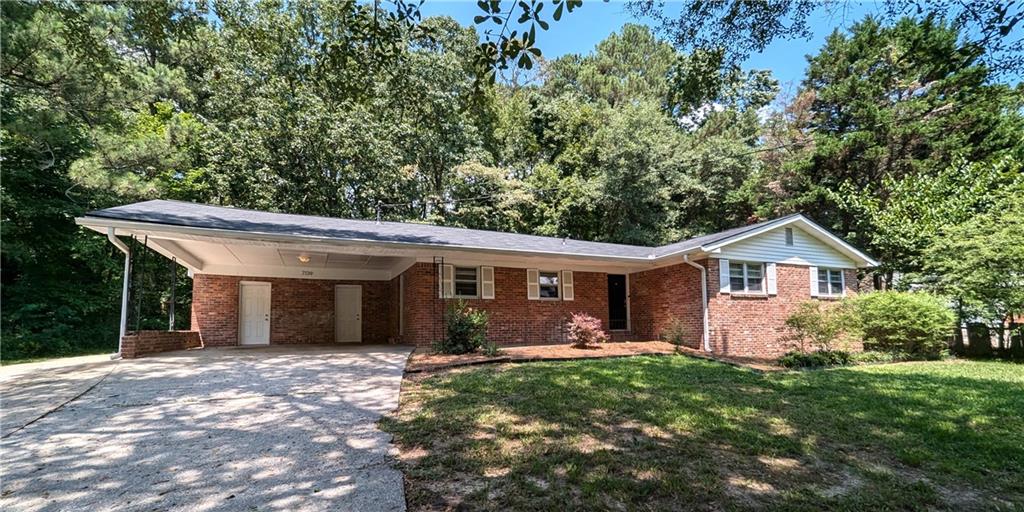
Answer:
(778, 350, 851, 368)
(783, 300, 856, 353)
(434, 301, 489, 355)
(847, 291, 955, 357)
(566, 313, 608, 348)
(850, 350, 914, 365)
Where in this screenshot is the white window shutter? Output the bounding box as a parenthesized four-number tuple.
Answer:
(840, 269, 847, 297)
(561, 270, 574, 301)
(766, 262, 778, 295)
(439, 264, 454, 298)
(480, 266, 495, 299)
(809, 266, 819, 297)
(719, 259, 731, 294)
(526, 269, 540, 300)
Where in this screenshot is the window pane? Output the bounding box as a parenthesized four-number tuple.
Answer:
(729, 263, 744, 278)
(829, 269, 843, 295)
(455, 281, 477, 296)
(818, 269, 827, 282)
(746, 264, 762, 279)
(818, 280, 829, 295)
(830, 270, 843, 284)
(830, 281, 842, 295)
(454, 267, 477, 297)
(730, 277, 746, 291)
(539, 272, 559, 298)
(748, 277, 763, 292)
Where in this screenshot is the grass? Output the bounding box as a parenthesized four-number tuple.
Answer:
(381, 357, 1024, 511)
(0, 347, 115, 366)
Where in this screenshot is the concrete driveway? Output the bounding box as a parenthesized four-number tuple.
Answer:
(1, 345, 413, 511)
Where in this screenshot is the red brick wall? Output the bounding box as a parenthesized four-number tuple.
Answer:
(398, 262, 612, 346)
(191, 274, 391, 346)
(628, 262, 704, 348)
(705, 260, 861, 358)
(121, 330, 201, 359)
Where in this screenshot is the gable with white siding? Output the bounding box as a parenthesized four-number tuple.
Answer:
(714, 225, 857, 268)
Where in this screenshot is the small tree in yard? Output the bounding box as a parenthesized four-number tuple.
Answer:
(923, 189, 1024, 353)
(434, 301, 489, 355)
(566, 313, 608, 348)
(662, 316, 690, 352)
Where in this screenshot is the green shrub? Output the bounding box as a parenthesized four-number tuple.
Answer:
(434, 301, 489, 355)
(850, 350, 914, 365)
(783, 300, 856, 352)
(662, 316, 689, 348)
(778, 350, 852, 368)
(847, 291, 955, 357)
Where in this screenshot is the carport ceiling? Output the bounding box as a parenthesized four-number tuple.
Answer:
(153, 237, 408, 270)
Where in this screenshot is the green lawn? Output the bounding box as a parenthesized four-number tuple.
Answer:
(381, 357, 1024, 511)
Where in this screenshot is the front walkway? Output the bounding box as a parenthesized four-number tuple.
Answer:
(1, 345, 413, 512)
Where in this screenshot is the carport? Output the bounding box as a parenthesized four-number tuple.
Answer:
(76, 201, 428, 358)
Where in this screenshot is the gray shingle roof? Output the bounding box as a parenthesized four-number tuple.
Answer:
(83, 200, 807, 261)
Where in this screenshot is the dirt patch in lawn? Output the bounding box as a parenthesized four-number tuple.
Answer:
(406, 341, 781, 373)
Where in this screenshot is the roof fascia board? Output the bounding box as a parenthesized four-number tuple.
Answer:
(77, 216, 658, 265)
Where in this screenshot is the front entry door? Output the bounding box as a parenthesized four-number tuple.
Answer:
(335, 285, 362, 343)
(239, 282, 271, 345)
(608, 275, 628, 330)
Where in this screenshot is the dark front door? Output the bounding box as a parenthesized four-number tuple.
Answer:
(608, 275, 628, 330)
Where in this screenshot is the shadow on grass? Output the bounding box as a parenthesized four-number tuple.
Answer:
(382, 357, 1024, 511)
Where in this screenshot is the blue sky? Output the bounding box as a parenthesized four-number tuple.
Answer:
(420, 1, 1020, 87)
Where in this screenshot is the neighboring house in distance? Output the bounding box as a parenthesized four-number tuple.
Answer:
(77, 200, 878, 359)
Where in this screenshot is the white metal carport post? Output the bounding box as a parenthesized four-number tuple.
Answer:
(106, 227, 131, 356)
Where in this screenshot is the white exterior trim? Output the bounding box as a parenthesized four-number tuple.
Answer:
(199, 264, 392, 281)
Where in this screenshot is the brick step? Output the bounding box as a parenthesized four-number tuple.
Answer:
(609, 331, 637, 342)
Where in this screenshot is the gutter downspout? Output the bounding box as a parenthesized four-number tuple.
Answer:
(683, 255, 711, 352)
(107, 227, 130, 357)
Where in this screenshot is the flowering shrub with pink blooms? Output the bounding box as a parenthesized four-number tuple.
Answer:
(566, 313, 608, 348)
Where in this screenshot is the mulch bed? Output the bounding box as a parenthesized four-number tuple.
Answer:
(405, 341, 782, 373)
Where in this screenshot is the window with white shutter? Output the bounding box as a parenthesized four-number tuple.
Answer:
(727, 261, 765, 294)
(538, 271, 560, 299)
(816, 268, 846, 297)
(453, 266, 478, 298)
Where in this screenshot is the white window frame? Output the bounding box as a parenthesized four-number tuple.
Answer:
(729, 261, 766, 294)
(453, 266, 479, 299)
(817, 268, 846, 297)
(538, 270, 560, 300)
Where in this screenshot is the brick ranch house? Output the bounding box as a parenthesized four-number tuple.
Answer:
(77, 200, 878, 359)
